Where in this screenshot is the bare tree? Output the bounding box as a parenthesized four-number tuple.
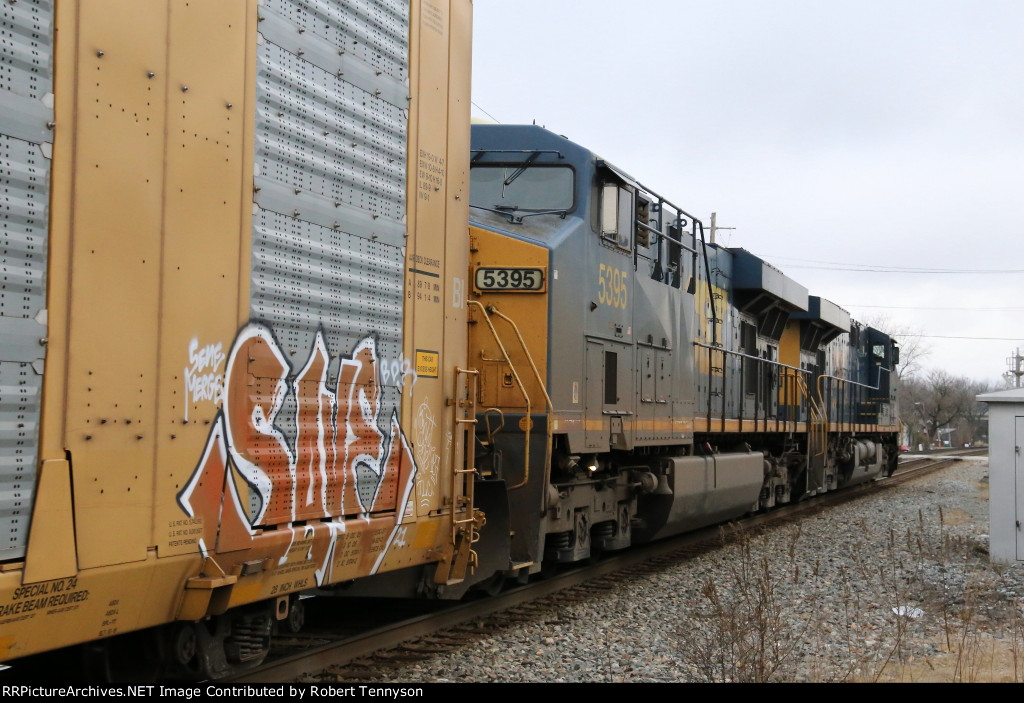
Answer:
(957, 379, 993, 446)
(902, 369, 975, 446)
(862, 314, 931, 381)
(899, 376, 930, 447)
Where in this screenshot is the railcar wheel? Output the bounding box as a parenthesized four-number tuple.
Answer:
(163, 622, 203, 679)
(283, 597, 305, 634)
(173, 624, 198, 666)
(80, 642, 114, 682)
(80, 631, 162, 682)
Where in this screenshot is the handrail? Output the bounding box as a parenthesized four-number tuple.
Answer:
(795, 373, 827, 458)
(484, 305, 556, 499)
(484, 307, 554, 413)
(634, 218, 699, 255)
(815, 362, 888, 397)
(604, 166, 710, 343)
(815, 365, 893, 433)
(467, 300, 537, 491)
(690, 341, 895, 462)
(693, 341, 808, 373)
(693, 340, 814, 433)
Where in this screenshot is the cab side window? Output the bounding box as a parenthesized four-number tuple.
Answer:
(600, 183, 633, 251)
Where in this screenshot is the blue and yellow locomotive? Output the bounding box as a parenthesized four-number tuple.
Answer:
(466, 124, 900, 577)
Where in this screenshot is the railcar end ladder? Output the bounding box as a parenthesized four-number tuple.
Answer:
(435, 367, 484, 586)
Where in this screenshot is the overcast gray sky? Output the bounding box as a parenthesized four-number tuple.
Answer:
(469, 0, 1024, 385)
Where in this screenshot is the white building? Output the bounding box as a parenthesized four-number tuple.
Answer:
(977, 388, 1024, 564)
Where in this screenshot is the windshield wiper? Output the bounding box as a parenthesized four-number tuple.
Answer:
(468, 204, 519, 223)
(469, 203, 567, 225)
(516, 209, 568, 222)
(502, 152, 541, 187)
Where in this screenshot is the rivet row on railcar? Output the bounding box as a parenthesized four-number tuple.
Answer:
(465, 123, 901, 574)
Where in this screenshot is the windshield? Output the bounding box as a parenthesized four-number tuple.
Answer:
(470, 165, 574, 212)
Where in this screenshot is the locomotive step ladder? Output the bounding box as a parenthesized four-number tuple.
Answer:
(798, 374, 828, 494)
(467, 300, 554, 491)
(466, 301, 554, 579)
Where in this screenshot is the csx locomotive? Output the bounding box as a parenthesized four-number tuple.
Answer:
(465, 123, 899, 572)
(0, 0, 898, 681)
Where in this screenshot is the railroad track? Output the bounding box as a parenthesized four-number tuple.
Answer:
(230, 447, 990, 684)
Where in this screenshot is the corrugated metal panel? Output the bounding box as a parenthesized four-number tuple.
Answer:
(0, 0, 53, 560)
(251, 0, 409, 434)
(0, 364, 42, 559)
(252, 39, 408, 227)
(261, 0, 408, 83)
(252, 1, 408, 353)
(251, 210, 405, 430)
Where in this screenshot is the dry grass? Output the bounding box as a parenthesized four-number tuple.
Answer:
(677, 498, 1024, 683)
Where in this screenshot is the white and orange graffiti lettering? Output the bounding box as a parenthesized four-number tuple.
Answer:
(177, 322, 418, 583)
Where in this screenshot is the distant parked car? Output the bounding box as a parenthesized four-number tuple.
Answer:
(899, 445, 910, 453)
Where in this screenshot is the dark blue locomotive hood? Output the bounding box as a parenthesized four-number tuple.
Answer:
(471, 123, 599, 164)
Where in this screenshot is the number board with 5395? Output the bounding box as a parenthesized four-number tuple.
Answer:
(473, 266, 547, 293)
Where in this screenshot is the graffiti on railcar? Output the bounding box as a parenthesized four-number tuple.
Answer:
(177, 322, 418, 583)
(414, 399, 442, 511)
(183, 338, 227, 422)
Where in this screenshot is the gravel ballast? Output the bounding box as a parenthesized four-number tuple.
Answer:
(311, 458, 1024, 683)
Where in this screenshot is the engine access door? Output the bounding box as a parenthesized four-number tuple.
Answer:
(584, 339, 633, 452)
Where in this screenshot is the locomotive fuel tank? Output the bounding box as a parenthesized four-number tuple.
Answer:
(632, 451, 765, 542)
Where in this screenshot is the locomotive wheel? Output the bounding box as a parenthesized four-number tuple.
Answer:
(476, 572, 505, 597)
(539, 559, 561, 579)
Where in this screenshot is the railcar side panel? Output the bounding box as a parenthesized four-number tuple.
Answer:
(153, 2, 257, 563)
(405, 0, 473, 521)
(0, 0, 474, 671)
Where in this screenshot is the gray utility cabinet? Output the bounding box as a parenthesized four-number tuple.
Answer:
(978, 388, 1024, 564)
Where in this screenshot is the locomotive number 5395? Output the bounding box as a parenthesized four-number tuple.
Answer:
(474, 266, 545, 292)
(598, 263, 628, 309)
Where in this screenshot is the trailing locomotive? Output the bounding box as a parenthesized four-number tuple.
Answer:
(0, 0, 898, 682)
